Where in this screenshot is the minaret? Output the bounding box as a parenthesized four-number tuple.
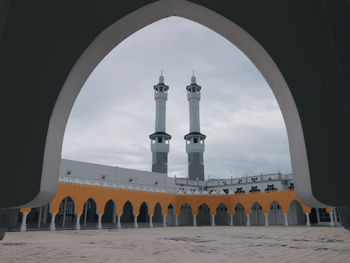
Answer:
(184, 73, 206, 181)
(149, 72, 171, 174)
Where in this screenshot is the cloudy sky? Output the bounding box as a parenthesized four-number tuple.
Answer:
(62, 17, 291, 179)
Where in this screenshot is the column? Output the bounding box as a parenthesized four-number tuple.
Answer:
(211, 215, 215, 226)
(134, 215, 138, 228)
(50, 213, 56, 231)
(264, 214, 269, 226)
(37, 207, 42, 229)
(62, 198, 67, 228)
(149, 215, 153, 228)
(284, 213, 288, 226)
(112, 205, 116, 224)
(246, 214, 250, 226)
(329, 211, 335, 227)
(75, 214, 81, 230)
(305, 212, 311, 226)
(163, 214, 167, 227)
(175, 215, 179, 226)
(229, 214, 233, 226)
(316, 208, 321, 224)
(97, 214, 102, 230)
(42, 204, 48, 224)
(117, 214, 121, 229)
(193, 215, 197, 226)
(20, 212, 28, 232)
(83, 202, 88, 226)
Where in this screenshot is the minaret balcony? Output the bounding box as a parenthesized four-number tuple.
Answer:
(186, 142, 205, 153)
(150, 132, 171, 153)
(151, 141, 169, 153)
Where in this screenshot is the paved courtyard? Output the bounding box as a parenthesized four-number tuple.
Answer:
(0, 226, 349, 263)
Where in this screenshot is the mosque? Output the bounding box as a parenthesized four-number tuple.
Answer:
(16, 75, 341, 232)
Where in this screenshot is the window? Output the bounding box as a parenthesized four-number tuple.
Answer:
(158, 138, 162, 143)
(194, 138, 198, 143)
(318, 208, 331, 222)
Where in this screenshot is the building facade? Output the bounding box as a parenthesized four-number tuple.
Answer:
(16, 159, 340, 232)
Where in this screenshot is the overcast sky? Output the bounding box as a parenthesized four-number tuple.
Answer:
(62, 17, 291, 179)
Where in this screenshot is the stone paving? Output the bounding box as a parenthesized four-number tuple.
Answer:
(0, 226, 349, 263)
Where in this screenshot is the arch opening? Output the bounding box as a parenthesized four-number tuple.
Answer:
(153, 203, 163, 227)
(80, 198, 98, 228)
(56, 196, 75, 229)
(288, 200, 306, 225)
(233, 203, 246, 226)
(121, 201, 134, 228)
(166, 203, 176, 226)
(250, 202, 264, 226)
(102, 200, 117, 226)
(137, 202, 150, 226)
(33, 0, 325, 210)
(197, 203, 210, 226)
(178, 203, 193, 226)
(268, 201, 284, 225)
(215, 203, 229, 225)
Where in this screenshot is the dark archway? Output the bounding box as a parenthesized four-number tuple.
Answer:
(102, 200, 116, 227)
(166, 204, 176, 226)
(56, 196, 75, 229)
(137, 202, 150, 226)
(197, 203, 210, 226)
(288, 200, 306, 225)
(233, 203, 246, 226)
(215, 203, 229, 225)
(250, 202, 264, 226)
(80, 198, 97, 228)
(268, 201, 284, 225)
(120, 201, 134, 228)
(153, 203, 163, 227)
(178, 203, 193, 226)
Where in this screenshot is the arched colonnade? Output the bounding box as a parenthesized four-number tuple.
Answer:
(19, 182, 336, 231)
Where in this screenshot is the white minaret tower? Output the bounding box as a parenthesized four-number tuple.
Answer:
(149, 72, 171, 174)
(184, 72, 206, 181)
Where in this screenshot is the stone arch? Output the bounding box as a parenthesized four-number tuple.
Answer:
(288, 200, 306, 225)
(56, 196, 76, 228)
(197, 203, 211, 226)
(250, 202, 265, 226)
(120, 200, 134, 227)
(36, 0, 324, 211)
(137, 201, 150, 224)
(102, 199, 117, 224)
(153, 202, 163, 226)
(215, 203, 229, 225)
(166, 203, 176, 226)
(233, 203, 246, 226)
(80, 198, 98, 228)
(178, 203, 193, 226)
(268, 201, 284, 225)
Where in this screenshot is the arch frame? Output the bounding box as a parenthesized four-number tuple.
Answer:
(31, 0, 323, 208)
